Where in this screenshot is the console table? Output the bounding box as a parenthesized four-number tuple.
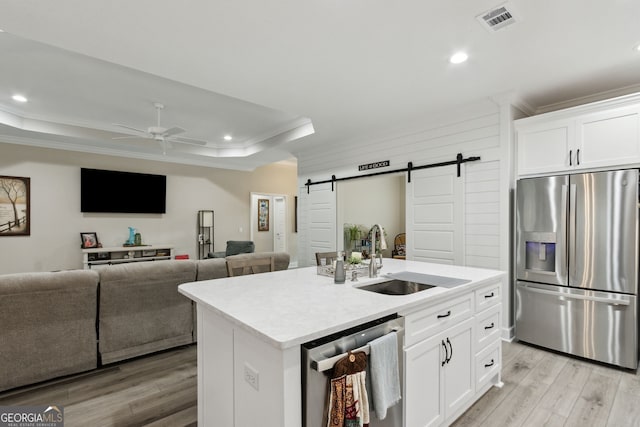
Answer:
(82, 245, 174, 269)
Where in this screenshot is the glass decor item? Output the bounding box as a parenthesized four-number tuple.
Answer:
(125, 227, 136, 245)
(334, 258, 346, 284)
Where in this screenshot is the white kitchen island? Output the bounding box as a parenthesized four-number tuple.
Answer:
(178, 258, 505, 427)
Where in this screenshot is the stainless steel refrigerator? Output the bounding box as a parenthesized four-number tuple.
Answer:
(515, 169, 639, 369)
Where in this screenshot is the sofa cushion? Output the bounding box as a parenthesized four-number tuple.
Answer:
(0, 270, 99, 392)
(195, 258, 228, 281)
(98, 260, 197, 364)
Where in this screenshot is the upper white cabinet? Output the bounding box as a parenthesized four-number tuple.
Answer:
(516, 118, 574, 176)
(576, 105, 640, 169)
(516, 94, 640, 177)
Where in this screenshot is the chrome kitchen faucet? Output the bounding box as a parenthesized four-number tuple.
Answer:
(368, 224, 387, 278)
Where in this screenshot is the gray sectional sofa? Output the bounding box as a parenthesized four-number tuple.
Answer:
(0, 251, 290, 392)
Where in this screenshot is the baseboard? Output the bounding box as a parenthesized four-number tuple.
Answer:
(501, 325, 515, 342)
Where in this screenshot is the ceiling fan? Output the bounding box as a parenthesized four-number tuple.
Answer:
(113, 102, 208, 153)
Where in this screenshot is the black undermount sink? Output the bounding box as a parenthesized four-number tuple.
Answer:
(357, 279, 435, 295)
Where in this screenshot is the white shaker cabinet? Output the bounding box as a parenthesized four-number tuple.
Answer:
(575, 105, 640, 170)
(404, 317, 474, 427)
(516, 95, 640, 177)
(516, 118, 574, 176)
(402, 279, 502, 427)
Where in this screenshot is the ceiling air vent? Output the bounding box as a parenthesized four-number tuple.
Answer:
(476, 3, 519, 32)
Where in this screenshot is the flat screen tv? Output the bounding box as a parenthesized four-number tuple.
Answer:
(81, 168, 166, 214)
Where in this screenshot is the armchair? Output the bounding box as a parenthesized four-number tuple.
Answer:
(209, 240, 255, 258)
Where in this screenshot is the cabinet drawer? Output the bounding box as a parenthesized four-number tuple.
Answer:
(404, 293, 473, 347)
(475, 281, 500, 312)
(475, 340, 501, 391)
(475, 304, 501, 351)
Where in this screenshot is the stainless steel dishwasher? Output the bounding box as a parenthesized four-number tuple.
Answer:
(301, 314, 404, 427)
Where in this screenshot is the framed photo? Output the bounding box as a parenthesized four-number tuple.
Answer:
(80, 232, 99, 249)
(258, 198, 269, 231)
(0, 175, 30, 236)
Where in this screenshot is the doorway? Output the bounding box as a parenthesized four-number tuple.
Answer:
(336, 174, 406, 258)
(250, 193, 288, 252)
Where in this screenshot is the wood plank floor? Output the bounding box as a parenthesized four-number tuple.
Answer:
(0, 345, 197, 427)
(1, 340, 639, 426)
(453, 341, 640, 427)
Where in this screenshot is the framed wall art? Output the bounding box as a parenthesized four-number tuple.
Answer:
(0, 175, 30, 236)
(258, 198, 269, 231)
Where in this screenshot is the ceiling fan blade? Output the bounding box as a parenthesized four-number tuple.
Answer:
(112, 135, 147, 140)
(113, 123, 148, 134)
(163, 126, 186, 137)
(170, 135, 209, 146)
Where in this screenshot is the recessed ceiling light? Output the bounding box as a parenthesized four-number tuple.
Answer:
(450, 52, 469, 64)
(635, 43, 640, 52)
(12, 94, 27, 103)
(223, 135, 232, 141)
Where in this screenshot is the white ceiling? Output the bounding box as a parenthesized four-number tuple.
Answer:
(1, 0, 640, 170)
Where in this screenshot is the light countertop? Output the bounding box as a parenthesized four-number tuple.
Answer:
(178, 258, 504, 350)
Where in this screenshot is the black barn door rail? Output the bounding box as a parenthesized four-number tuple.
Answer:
(305, 153, 480, 193)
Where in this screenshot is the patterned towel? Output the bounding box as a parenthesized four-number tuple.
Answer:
(327, 372, 370, 427)
(328, 375, 346, 427)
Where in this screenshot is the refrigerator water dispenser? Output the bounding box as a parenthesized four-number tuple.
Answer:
(525, 241, 556, 272)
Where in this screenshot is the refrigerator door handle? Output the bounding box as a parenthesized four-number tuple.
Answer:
(568, 183, 577, 283)
(521, 284, 631, 306)
(560, 184, 569, 282)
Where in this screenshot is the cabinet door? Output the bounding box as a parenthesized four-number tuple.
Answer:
(404, 317, 476, 426)
(516, 119, 574, 176)
(404, 334, 445, 427)
(575, 105, 640, 170)
(443, 317, 475, 419)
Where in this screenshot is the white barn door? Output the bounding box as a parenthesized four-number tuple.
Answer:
(298, 183, 336, 267)
(406, 167, 464, 265)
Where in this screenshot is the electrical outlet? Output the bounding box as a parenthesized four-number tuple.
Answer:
(244, 363, 259, 391)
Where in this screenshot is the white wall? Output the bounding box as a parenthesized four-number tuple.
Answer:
(464, 160, 501, 269)
(0, 142, 298, 274)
